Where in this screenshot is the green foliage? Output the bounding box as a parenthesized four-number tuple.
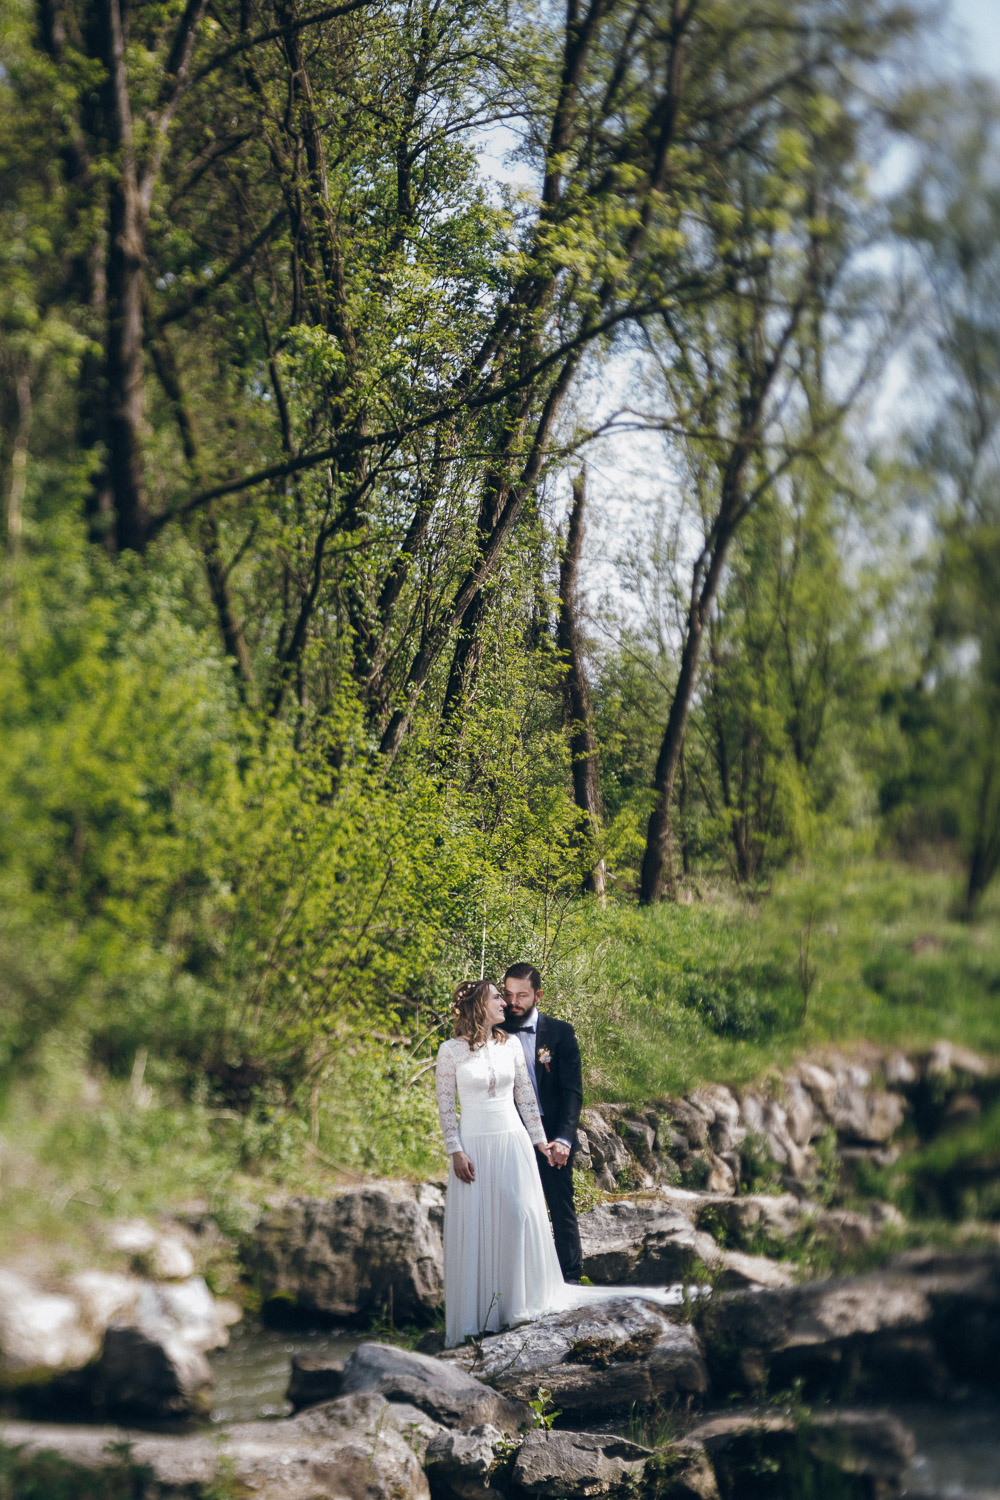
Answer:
(0, 1441, 152, 1500)
(896, 1098, 1000, 1221)
(738, 1132, 785, 1197)
(0, 0, 997, 1288)
(528, 1387, 561, 1430)
(0, 525, 592, 1105)
(675, 966, 793, 1041)
(552, 855, 1000, 1105)
(886, 82, 1000, 913)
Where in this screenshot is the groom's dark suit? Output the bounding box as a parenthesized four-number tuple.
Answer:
(505, 1010, 584, 1281)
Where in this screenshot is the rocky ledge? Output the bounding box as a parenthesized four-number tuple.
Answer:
(0, 1220, 239, 1419)
(3, 1040, 999, 1497)
(244, 1042, 999, 1333)
(1, 1319, 942, 1499)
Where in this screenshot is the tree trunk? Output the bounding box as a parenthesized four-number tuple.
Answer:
(556, 472, 605, 900)
(963, 745, 1000, 916)
(3, 370, 31, 555)
(639, 464, 748, 905)
(146, 322, 257, 704)
(105, 172, 150, 550)
(678, 738, 691, 877)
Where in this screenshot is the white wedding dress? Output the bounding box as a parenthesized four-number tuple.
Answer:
(435, 1034, 684, 1348)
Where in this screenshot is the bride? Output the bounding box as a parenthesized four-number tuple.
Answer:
(435, 978, 682, 1347)
(435, 978, 564, 1347)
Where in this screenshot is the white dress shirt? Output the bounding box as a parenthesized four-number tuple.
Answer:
(512, 1009, 570, 1149)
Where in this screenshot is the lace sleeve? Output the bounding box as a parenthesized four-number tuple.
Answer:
(512, 1041, 547, 1146)
(435, 1041, 463, 1155)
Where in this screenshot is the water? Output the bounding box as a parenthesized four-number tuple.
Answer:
(207, 1323, 364, 1425)
(899, 1397, 1000, 1499)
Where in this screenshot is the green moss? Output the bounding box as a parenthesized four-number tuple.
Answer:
(567, 1328, 660, 1367)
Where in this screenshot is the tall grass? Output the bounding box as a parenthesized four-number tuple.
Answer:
(551, 856, 1000, 1101)
(1, 855, 998, 1268)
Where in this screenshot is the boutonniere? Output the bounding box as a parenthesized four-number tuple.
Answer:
(537, 1046, 552, 1070)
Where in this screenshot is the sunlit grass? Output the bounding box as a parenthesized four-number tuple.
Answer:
(1, 855, 998, 1267)
(554, 856, 1000, 1102)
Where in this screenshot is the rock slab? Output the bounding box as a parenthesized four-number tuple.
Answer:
(511, 1429, 651, 1497)
(1, 1390, 430, 1500)
(335, 1340, 530, 1432)
(689, 1408, 915, 1500)
(248, 1183, 445, 1322)
(469, 1296, 707, 1417)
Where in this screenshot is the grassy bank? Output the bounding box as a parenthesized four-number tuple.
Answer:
(562, 855, 1000, 1101)
(1, 855, 998, 1275)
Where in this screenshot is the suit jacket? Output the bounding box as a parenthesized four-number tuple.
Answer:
(505, 1011, 583, 1150)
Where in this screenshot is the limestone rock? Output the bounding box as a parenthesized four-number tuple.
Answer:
(883, 1052, 918, 1089)
(662, 1099, 710, 1150)
(697, 1193, 805, 1251)
(67, 1271, 141, 1334)
(511, 1428, 651, 1497)
(1, 1263, 233, 1418)
(579, 1199, 720, 1283)
(336, 1341, 529, 1432)
(738, 1090, 766, 1136)
(470, 1297, 707, 1416)
(97, 1324, 213, 1417)
(621, 1117, 656, 1157)
(922, 1040, 993, 1085)
(95, 1276, 230, 1417)
(689, 1089, 744, 1159)
(689, 1086, 740, 1132)
(579, 1109, 632, 1181)
(424, 1422, 506, 1499)
(650, 1438, 720, 1499)
(689, 1408, 914, 1499)
(811, 1203, 905, 1255)
(0, 1270, 98, 1386)
(796, 1063, 838, 1118)
(573, 1129, 595, 1172)
(782, 1078, 820, 1145)
(702, 1152, 737, 1195)
(715, 1250, 796, 1290)
(247, 1183, 445, 1321)
(287, 1353, 346, 1411)
(885, 1247, 1000, 1388)
(828, 1085, 905, 1145)
(652, 1187, 732, 1225)
(702, 1270, 937, 1396)
(106, 1220, 196, 1281)
(1, 1390, 431, 1500)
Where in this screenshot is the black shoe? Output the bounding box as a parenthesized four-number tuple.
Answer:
(564, 1277, 582, 1285)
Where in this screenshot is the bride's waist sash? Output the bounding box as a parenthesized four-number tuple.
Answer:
(459, 1098, 526, 1135)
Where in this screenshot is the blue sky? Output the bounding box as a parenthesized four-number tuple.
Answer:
(948, 0, 1000, 80)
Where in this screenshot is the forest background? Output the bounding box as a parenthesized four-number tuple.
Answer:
(2, 0, 1000, 1249)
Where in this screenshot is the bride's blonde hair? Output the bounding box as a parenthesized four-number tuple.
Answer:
(452, 979, 507, 1050)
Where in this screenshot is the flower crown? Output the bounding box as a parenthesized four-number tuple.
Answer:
(452, 979, 481, 1014)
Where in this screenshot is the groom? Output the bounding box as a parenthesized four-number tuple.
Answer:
(503, 962, 584, 1283)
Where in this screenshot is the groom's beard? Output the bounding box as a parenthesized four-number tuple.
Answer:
(504, 1007, 534, 1031)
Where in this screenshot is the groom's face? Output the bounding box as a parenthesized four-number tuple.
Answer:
(504, 975, 539, 1023)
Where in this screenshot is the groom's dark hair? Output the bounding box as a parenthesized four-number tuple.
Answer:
(505, 961, 541, 990)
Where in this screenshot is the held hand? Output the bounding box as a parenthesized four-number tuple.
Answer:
(549, 1140, 571, 1169)
(537, 1142, 556, 1166)
(451, 1151, 475, 1184)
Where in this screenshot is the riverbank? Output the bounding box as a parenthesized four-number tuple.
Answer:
(3, 1036, 1000, 1496)
(3, 857, 999, 1278)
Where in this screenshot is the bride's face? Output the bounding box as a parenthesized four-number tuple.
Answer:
(484, 985, 506, 1026)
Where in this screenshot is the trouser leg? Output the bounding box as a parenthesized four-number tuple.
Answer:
(537, 1153, 582, 1281)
